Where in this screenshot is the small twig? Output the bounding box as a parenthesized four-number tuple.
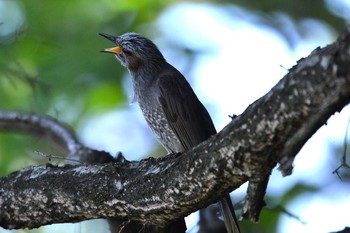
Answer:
(332, 117, 350, 180)
(34, 150, 83, 165)
(279, 64, 289, 71)
(118, 220, 130, 233)
(228, 114, 237, 120)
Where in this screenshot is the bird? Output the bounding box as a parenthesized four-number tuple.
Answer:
(99, 32, 241, 233)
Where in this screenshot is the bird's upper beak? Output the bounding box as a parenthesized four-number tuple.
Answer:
(99, 32, 123, 54)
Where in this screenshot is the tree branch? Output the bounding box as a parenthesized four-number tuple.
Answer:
(0, 111, 115, 164)
(0, 111, 80, 154)
(1, 29, 350, 229)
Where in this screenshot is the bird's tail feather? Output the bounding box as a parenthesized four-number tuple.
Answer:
(218, 195, 241, 233)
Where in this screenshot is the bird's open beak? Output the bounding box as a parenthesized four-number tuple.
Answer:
(99, 32, 123, 54)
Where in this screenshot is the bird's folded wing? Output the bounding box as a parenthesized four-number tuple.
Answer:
(156, 67, 216, 151)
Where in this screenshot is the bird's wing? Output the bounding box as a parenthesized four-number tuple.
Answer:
(157, 66, 216, 151)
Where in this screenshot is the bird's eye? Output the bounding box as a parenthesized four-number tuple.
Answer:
(123, 49, 132, 55)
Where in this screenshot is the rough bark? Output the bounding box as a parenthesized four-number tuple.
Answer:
(0, 29, 350, 230)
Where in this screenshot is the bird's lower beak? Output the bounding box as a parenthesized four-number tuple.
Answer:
(99, 32, 123, 54)
(101, 46, 122, 54)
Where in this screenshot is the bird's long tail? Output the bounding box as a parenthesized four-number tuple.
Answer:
(218, 195, 241, 233)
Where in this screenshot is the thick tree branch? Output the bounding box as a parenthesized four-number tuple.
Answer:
(0, 111, 80, 154)
(0, 111, 115, 164)
(0, 29, 350, 229)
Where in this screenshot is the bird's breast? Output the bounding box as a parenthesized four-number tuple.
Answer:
(137, 89, 184, 153)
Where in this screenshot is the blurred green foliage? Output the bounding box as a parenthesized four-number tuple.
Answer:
(0, 0, 349, 232)
(1, 0, 347, 172)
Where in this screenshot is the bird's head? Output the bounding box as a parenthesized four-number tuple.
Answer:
(99, 32, 165, 72)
